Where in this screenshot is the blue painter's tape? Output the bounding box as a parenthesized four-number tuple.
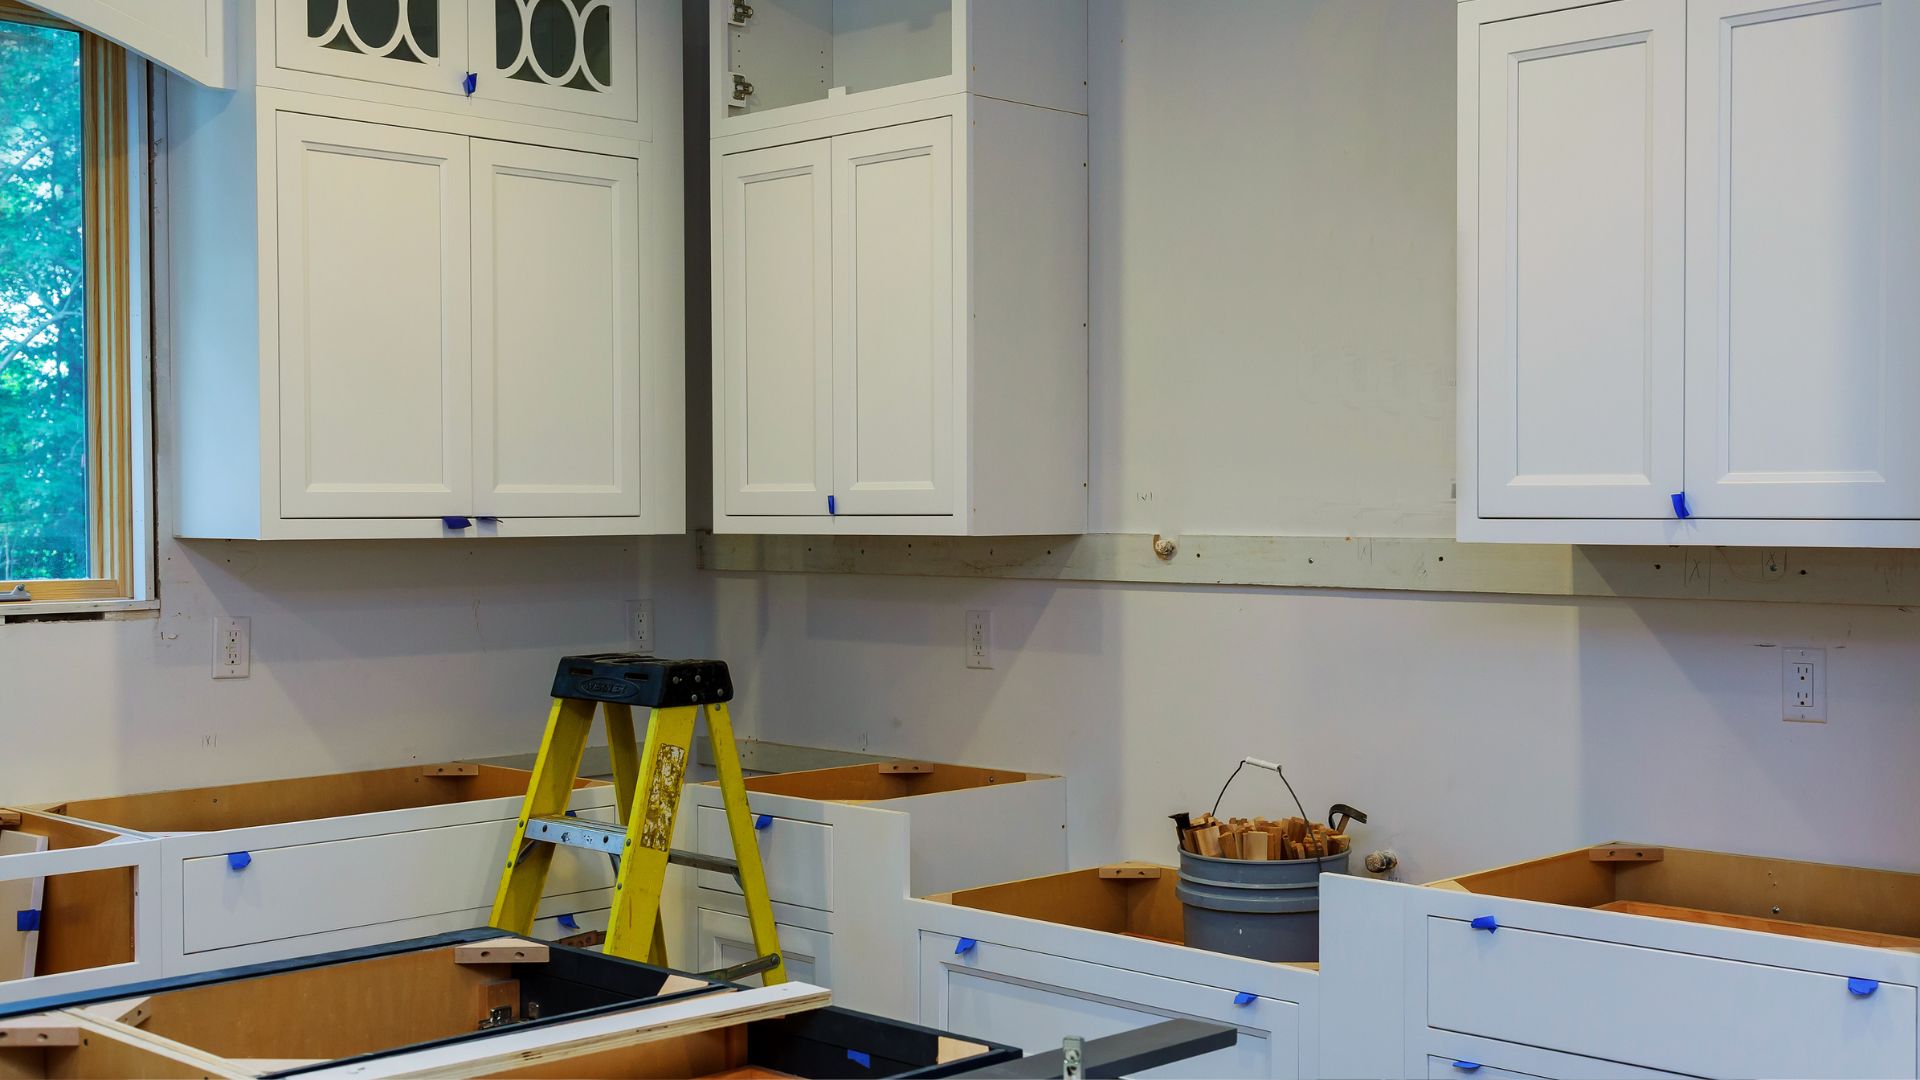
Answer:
(1671, 492, 1691, 519)
(954, 937, 977, 955)
(477, 516, 500, 525)
(847, 1049, 871, 1069)
(442, 516, 473, 529)
(1233, 991, 1256, 1006)
(1470, 915, 1498, 933)
(827, 495, 837, 516)
(558, 913, 579, 930)
(755, 814, 772, 830)
(15, 909, 39, 932)
(227, 851, 251, 871)
(1453, 1062, 1482, 1073)
(565, 809, 578, 817)
(462, 72, 477, 95)
(1850, 977, 1880, 996)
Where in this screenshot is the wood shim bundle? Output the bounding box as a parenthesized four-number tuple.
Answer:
(1179, 814, 1351, 862)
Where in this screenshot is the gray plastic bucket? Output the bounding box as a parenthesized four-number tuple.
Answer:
(1176, 848, 1348, 962)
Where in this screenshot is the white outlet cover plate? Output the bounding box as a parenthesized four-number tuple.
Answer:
(1782, 647, 1825, 723)
(966, 609, 992, 669)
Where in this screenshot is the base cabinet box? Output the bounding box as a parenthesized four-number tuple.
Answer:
(1322, 843, 1920, 1080)
(912, 865, 1317, 1079)
(670, 762, 1067, 1020)
(0, 811, 161, 1005)
(0, 930, 1019, 1079)
(46, 766, 617, 975)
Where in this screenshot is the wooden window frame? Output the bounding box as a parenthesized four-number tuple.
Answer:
(0, 2, 138, 605)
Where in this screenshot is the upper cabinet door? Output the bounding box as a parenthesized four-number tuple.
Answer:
(473, 0, 639, 121)
(1473, 0, 1685, 519)
(275, 114, 472, 518)
(830, 117, 956, 517)
(1685, 0, 1920, 519)
(471, 140, 643, 518)
(275, 0, 469, 95)
(719, 139, 835, 517)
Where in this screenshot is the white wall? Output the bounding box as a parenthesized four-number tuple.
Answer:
(0, 533, 708, 805)
(705, 0, 1920, 883)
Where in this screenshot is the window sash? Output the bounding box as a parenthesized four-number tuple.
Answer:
(0, 5, 136, 604)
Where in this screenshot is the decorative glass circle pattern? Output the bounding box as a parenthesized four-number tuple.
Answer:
(308, 0, 440, 63)
(497, 0, 613, 93)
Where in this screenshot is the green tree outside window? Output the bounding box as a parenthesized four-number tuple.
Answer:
(0, 17, 87, 582)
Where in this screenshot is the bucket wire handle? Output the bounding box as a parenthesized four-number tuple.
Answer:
(1209, 757, 1326, 864)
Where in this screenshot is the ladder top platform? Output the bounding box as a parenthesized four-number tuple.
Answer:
(551, 654, 735, 707)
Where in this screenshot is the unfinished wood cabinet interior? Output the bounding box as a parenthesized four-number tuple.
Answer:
(669, 762, 1067, 1020)
(169, 1, 683, 539)
(1458, 0, 1920, 545)
(1321, 844, 1920, 1080)
(913, 864, 1317, 1079)
(45, 765, 617, 976)
(712, 0, 1089, 536)
(0, 811, 160, 1005)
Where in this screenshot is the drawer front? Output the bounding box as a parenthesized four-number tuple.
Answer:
(698, 906, 830, 988)
(695, 806, 832, 912)
(182, 819, 613, 953)
(1428, 916, 1917, 1079)
(920, 931, 1293, 1080)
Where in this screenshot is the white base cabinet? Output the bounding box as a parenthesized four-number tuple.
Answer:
(1321, 844, 1920, 1080)
(663, 762, 1067, 1019)
(910, 865, 1317, 1079)
(168, 1, 683, 539)
(1458, 0, 1920, 546)
(47, 765, 617, 976)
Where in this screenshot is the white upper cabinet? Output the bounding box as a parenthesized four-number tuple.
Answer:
(22, 0, 231, 86)
(1684, 0, 1920, 521)
(1472, 0, 1684, 521)
(168, 2, 681, 539)
(709, 1, 1087, 536)
(470, 140, 643, 518)
(274, 115, 474, 520)
(1459, 0, 1920, 546)
(830, 118, 954, 517)
(719, 140, 835, 517)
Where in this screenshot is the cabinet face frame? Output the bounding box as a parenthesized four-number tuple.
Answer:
(272, 112, 475, 519)
(470, 139, 644, 518)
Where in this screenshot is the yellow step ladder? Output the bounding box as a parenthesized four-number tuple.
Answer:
(489, 654, 786, 984)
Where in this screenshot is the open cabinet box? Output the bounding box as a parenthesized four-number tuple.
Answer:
(910, 864, 1317, 1079)
(0, 810, 160, 1005)
(0, 930, 1016, 1079)
(1322, 843, 1920, 1080)
(672, 762, 1066, 1021)
(41, 766, 619, 976)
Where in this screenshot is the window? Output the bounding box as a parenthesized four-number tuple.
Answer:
(0, 1, 138, 605)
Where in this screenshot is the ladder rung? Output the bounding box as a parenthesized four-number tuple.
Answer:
(524, 818, 742, 879)
(526, 816, 625, 853)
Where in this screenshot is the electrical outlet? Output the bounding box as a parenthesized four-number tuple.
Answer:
(627, 599, 655, 654)
(1782, 647, 1825, 723)
(213, 616, 250, 680)
(966, 609, 992, 669)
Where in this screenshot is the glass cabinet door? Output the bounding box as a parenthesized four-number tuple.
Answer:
(274, 0, 470, 95)
(473, 0, 639, 121)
